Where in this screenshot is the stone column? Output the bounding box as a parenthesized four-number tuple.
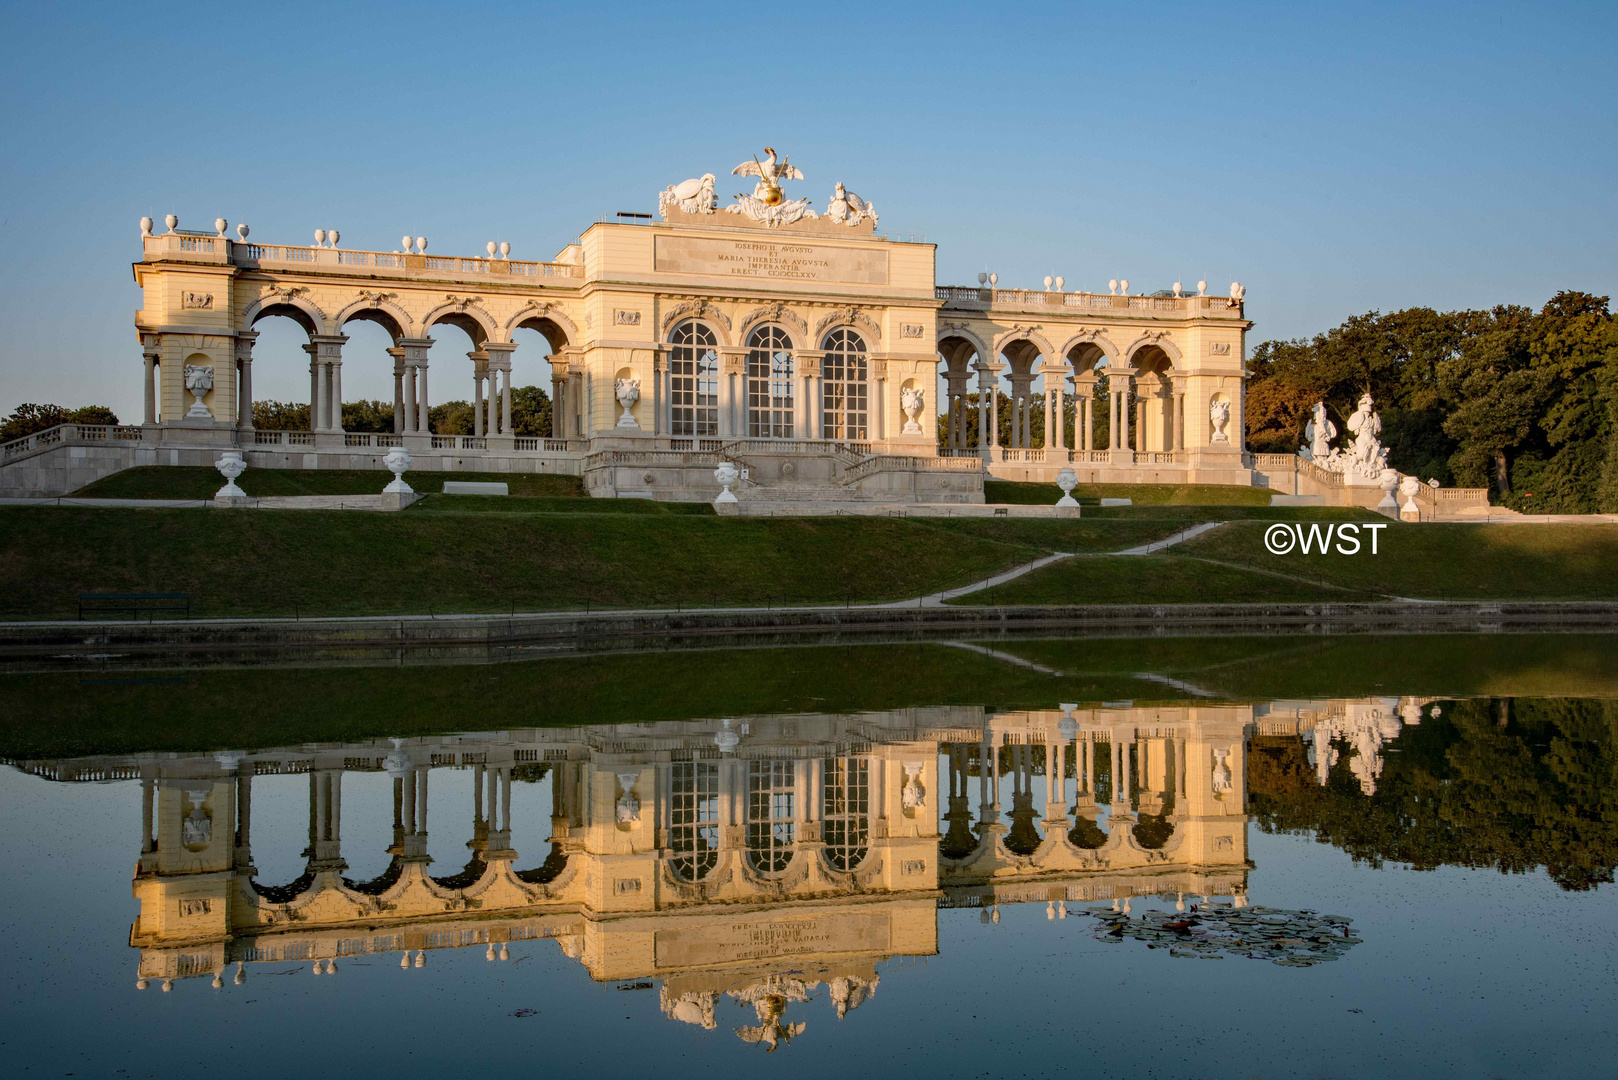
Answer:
(551, 371, 566, 440)
(142, 337, 160, 425)
(389, 347, 406, 433)
(483, 343, 516, 439)
(1172, 378, 1186, 452)
(399, 339, 432, 436)
(1134, 396, 1146, 453)
(235, 332, 257, 430)
(471, 363, 485, 437)
(305, 343, 322, 431)
(308, 335, 347, 434)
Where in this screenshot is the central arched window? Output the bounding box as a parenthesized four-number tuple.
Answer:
(822, 757, 869, 871)
(746, 759, 796, 873)
(670, 761, 719, 881)
(746, 326, 794, 438)
(820, 328, 868, 440)
(669, 321, 719, 437)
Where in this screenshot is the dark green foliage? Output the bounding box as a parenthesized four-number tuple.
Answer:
(1250, 697, 1618, 891)
(1246, 292, 1618, 509)
(2, 403, 121, 441)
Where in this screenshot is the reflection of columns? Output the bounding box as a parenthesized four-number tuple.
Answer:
(1177, 737, 1188, 798)
(141, 777, 154, 854)
(1110, 738, 1124, 801)
(308, 768, 344, 869)
(235, 761, 254, 867)
(235, 332, 257, 430)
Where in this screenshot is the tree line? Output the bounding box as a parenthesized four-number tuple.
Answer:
(1246, 291, 1618, 512)
(251, 386, 554, 437)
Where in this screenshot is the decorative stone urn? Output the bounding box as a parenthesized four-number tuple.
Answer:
(213, 451, 247, 499)
(900, 386, 925, 435)
(713, 461, 739, 504)
(184, 364, 214, 418)
(614, 378, 641, 428)
(1055, 467, 1079, 507)
(382, 446, 414, 494)
(1377, 469, 1400, 516)
(1399, 475, 1424, 522)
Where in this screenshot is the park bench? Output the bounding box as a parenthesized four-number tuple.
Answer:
(78, 592, 191, 621)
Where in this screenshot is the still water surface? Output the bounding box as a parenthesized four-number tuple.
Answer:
(2, 636, 1616, 1078)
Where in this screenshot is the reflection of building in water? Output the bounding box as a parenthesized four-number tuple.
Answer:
(1255, 697, 1438, 795)
(13, 700, 1349, 1041)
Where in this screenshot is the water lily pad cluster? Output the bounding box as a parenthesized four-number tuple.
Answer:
(1085, 904, 1362, 966)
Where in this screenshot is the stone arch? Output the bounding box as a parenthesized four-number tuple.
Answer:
(660, 301, 732, 346)
(812, 306, 881, 343)
(738, 302, 807, 343)
(334, 293, 415, 343)
(992, 327, 1056, 366)
(1124, 332, 1183, 371)
(243, 289, 328, 337)
(421, 297, 497, 346)
(937, 323, 990, 370)
(1057, 330, 1120, 371)
(505, 302, 578, 350)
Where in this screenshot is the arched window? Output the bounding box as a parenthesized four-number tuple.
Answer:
(746, 759, 796, 873)
(822, 757, 869, 871)
(670, 761, 719, 881)
(746, 326, 794, 438)
(669, 321, 719, 437)
(820, 328, 868, 440)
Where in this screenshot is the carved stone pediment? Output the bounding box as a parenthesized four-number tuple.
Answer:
(661, 300, 732, 336)
(813, 306, 881, 343)
(739, 302, 808, 342)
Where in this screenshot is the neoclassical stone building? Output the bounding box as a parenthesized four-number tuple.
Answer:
(4, 147, 1262, 500)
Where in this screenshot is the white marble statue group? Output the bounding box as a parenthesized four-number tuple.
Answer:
(658, 147, 877, 229)
(1300, 392, 1393, 485)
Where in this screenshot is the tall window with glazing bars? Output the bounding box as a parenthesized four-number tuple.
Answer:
(669, 321, 719, 437)
(820, 328, 868, 440)
(822, 757, 870, 871)
(746, 759, 796, 872)
(746, 326, 794, 438)
(670, 760, 719, 881)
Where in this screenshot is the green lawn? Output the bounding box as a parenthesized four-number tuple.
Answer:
(985, 480, 1275, 506)
(412, 494, 713, 515)
(74, 466, 588, 499)
(0, 508, 1040, 619)
(4, 633, 1614, 759)
(949, 553, 1380, 606)
(1176, 521, 1618, 601)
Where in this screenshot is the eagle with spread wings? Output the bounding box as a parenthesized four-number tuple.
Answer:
(732, 146, 804, 206)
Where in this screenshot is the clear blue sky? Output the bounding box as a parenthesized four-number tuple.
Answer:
(2, 0, 1613, 419)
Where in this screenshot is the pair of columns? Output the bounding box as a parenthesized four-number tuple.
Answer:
(389, 339, 433, 434)
(470, 343, 515, 438)
(303, 335, 348, 433)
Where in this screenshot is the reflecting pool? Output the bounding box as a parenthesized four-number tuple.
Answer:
(2, 635, 1617, 1077)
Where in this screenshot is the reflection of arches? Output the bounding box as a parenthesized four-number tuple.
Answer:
(1068, 815, 1110, 849)
(822, 757, 869, 872)
(670, 760, 720, 881)
(250, 871, 315, 903)
(514, 844, 569, 885)
(343, 858, 403, 896)
(1131, 812, 1175, 850)
(431, 857, 488, 891)
(745, 759, 796, 874)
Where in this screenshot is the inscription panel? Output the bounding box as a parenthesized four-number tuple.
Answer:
(655, 235, 889, 285)
(654, 912, 891, 969)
